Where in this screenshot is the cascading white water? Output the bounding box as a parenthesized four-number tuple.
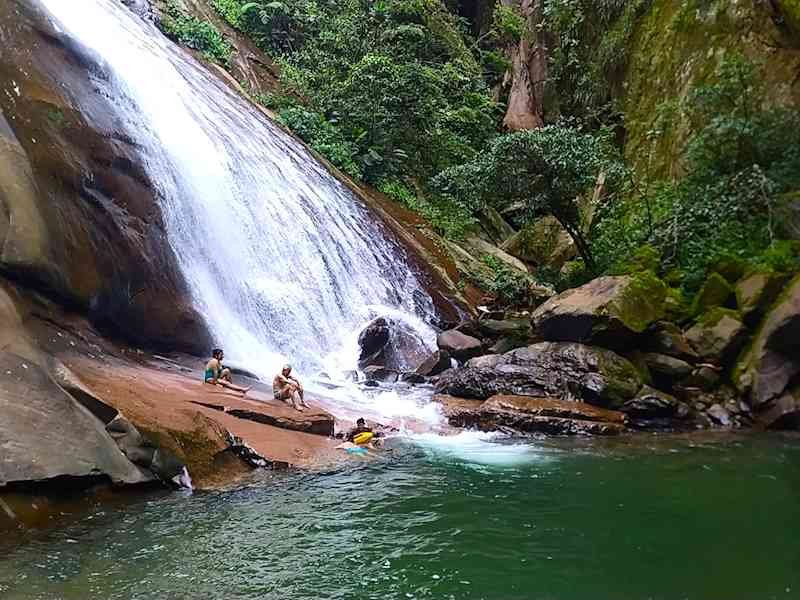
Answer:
(38, 0, 439, 391)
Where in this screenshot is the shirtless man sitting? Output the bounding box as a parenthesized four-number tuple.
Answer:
(273, 364, 310, 412)
(204, 349, 251, 396)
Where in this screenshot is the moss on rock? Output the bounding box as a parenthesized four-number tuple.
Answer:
(608, 271, 667, 333)
(691, 272, 733, 316)
(623, 0, 800, 178)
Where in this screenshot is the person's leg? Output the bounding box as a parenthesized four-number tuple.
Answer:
(220, 368, 233, 383)
(217, 379, 251, 395)
(277, 386, 297, 409)
(290, 390, 305, 411)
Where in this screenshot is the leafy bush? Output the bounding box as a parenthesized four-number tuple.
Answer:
(378, 180, 476, 239)
(211, 0, 500, 229)
(161, 1, 233, 65)
(593, 55, 800, 291)
(278, 106, 362, 179)
(490, 4, 527, 44)
(433, 125, 620, 269)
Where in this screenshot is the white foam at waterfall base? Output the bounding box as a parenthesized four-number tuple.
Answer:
(39, 0, 444, 420)
(409, 431, 545, 467)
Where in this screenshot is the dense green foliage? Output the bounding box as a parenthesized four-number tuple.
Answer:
(543, 0, 651, 123)
(161, 0, 232, 65)
(211, 0, 499, 238)
(434, 126, 618, 270)
(594, 55, 800, 290)
(186, 0, 800, 303)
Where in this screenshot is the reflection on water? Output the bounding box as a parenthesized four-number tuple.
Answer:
(2, 433, 799, 600)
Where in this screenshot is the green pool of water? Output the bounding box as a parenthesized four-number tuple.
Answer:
(1, 432, 799, 600)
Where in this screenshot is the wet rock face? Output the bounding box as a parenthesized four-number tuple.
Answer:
(434, 342, 643, 407)
(0, 2, 209, 353)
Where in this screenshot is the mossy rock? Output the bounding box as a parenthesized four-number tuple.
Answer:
(664, 287, 690, 322)
(685, 307, 748, 364)
(710, 255, 749, 283)
(695, 307, 742, 328)
(608, 271, 668, 333)
(532, 274, 666, 347)
(690, 272, 733, 316)
(735, 269, 791, 325)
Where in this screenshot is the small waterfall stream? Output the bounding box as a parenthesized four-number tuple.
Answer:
(38, 0, 438, 396)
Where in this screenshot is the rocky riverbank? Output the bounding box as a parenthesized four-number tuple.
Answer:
(0, 281, 351, 531)
(359, 270, 800, 436)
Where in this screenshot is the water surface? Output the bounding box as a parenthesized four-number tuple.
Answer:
(2, 433, 798, 600)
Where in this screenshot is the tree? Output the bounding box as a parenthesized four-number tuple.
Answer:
(432, 126, 614, 270)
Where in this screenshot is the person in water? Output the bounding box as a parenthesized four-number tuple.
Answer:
(204, 349, 251, 395)
(346, 418, 373, 442)
(273, 364, 309, 412)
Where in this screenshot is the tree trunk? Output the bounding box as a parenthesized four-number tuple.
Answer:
(501, 0, 547, 131)
(554, 213, 596, 273)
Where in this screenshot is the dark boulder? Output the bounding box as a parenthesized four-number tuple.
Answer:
(622, 385, 689, 420)
(357, 318, 391, 367)
(531, 275, 666, 347)
(434, 342, 644, 407)
(642, 352, 693, 379)
(414, 350, 452, 377)
(685, 365, 722, 391)
(476, 318, 532, 339)
(488, 336, 528, 354)
(437, 329, 484, 361)
(642, 322, 697, 361)
(357, 317, 430, 371)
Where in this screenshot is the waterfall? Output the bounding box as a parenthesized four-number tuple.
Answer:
(38, 0, 437, 384)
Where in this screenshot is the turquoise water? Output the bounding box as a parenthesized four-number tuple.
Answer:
(1, 432, 799, 600)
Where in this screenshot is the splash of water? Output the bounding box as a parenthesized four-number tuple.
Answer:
(38, 0, 436, 384)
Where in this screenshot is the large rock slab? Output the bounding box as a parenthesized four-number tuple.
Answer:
(685, 308, 748, 365)
(434, 342, 644, 407)
(736, 275, 800, 426)
(437, 329, 484, 361)
(531, 275, 666, 347)
(735, 270, 788, 324)
(435, 394, 626, 436)
(0, 352, 149, 488)
(0, 3, 209, 352)
(192, 397, 335, 437)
